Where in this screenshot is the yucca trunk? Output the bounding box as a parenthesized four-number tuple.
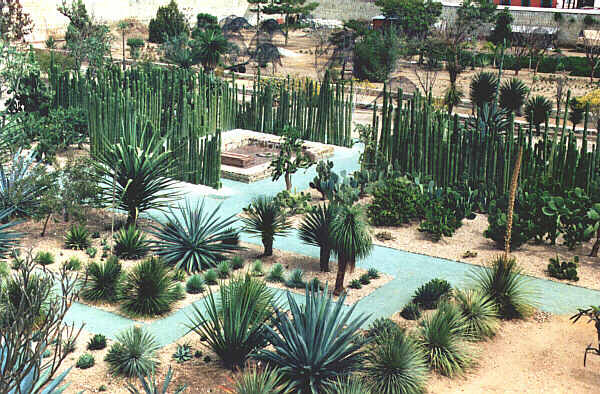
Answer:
(285, 173, 292, 191)
(334, 256, 348, 296)
(320, 247, 331, 272)
(262, 235, 274, 256)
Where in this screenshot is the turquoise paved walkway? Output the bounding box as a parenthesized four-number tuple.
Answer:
(65, 143, 600, 346)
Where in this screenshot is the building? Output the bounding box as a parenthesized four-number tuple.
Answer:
(495, 0, 558, 7)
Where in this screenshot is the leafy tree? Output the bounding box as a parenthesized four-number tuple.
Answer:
(127, 37, 144, 60)
(269, 127, 313, 191)
(353, 29, 400, 82)
(0, 0, 33, 42)
(490, 8, 512, 45)
(195, 13, 219, 32)
(583, 33, 600, 83)
(375, 0, 442, 40)
(148, 0, 189, 44)
(162, 34, 197, 69)
(263, 0, 318, 45)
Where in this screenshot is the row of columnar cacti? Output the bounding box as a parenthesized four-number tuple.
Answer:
(371, 88, 599, 198)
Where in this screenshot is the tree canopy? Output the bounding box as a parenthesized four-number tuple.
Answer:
(374, 0, 442, 39)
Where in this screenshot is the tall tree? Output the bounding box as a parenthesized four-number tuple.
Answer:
(269, 126, 313, 191)
(374, 0, 441, 40)
(583, 32, 600, 83)
(263, 0, 318, 46)
(0, 0, 33, 42)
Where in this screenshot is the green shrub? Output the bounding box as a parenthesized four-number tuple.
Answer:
(412, 278, 452, 309)
(324, 378, 372, 394)
(230, 255, 244, 270)
(186, 274, 205, 294)
(118, 257, 179, 317)
(172, 343, 193, 363)
(353, 29, 400, 82)
(418, 302, 474, 377)
(257, 283, 368, 392)
(81, 257, 122, 302)
(349, 279, 362, 289)
(242, 196, 291, 257)
(222, 227, 241, 246)
(367, 268, 379, 279)
(400, 302, 422, 320)
(87, 334, 107, 350)
(114, 226, 149, 260)
(64, 224, 91, 250)
(454, 289, 499, 340)
(471, 255, 535, 319)
(186, 274, 276, 370)
(250, 259, 264, 277)
(148, 0, 189, 43)
(86, 247, 97, 258)
(485, 194, 533, 250)
(548, 255, 579, 281)
(227, 364, 287, 394)
(76, 353, 95, 369)
(359, 273, 371, 285)
(217, 261, 231, 279)
(35, 251, 54, 266)
(63, 256, 82, 271)
(285, 268, 306, 289)
(367, 177, 422, 226)
(418, 198, 462, 241)
(499, 78, 529, 115)
(364, 328, 428, 394)
(470, 71, 499, 109)
(105, 326, 159, 377)
(365, 317, 402, 339)
(204, 269, 218, 285)
(63, 338, 76, 354)
(266, 263, 285, 282)
(171, 269, 187, 282)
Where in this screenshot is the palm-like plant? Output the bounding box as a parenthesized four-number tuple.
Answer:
(364, 328, 429, 394)
(298, 203, 336, 272)
(193, 28, 230, 72)
(443, 84, 464, 115)
(454, 289, 499, 340)
(331, 204, 372, 295)
(114, 225, 150, 260)
(469, 71, 499, 111)
(256, 283, 369, 393)
(94, 121, 179, 226)
(499, 78, 529, 115)
(470, 255, 535, 319)
(524, 95, 553, 134)
(80, 256, 122, 302)
(186, 274, 276, 370)
(242, 196, 290, 257)
(150, 200, 241, 273)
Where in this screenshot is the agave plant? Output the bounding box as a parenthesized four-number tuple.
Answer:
(499, 78, 529, 115)
(126, 366, 187, 394)
(242, 196, 291, 256)
(186, 274, 276, 370)
(364, 328, 429, 394)
(150, 200, 241, 273)
(470, 255, 535, 319)
(470, 71, 499, 111)
(298, 203, 336, 272)
(64, 224, 91, 250)
(524, 95, 553, 134)
(94, 121, 179, 226)
(114, 225, 150, 260)
(0, 208, 22, 258)
(256, 283, 369, 393)
(0, 150, 42, 217)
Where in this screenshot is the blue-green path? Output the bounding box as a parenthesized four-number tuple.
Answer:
(64, 144, 600, 346)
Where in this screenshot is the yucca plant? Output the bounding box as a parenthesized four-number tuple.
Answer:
(524, 95, 553, 134)
(470, 255, 535, 319)
(186, 274, 205, 294)
(250, 260, 264, 277)
(186, 274, 276, 370)
(364, 328, 428, 394)
(365, 317, 402, 339)
(114, 225, 150, 259)
(118, 257, 179, 317)
(0, 208, 21, 258)
(298, 203, 336, 272)
(323, 378, 372, 394)
(105, 326, 160, 377)
(470, 71, 499, 110)
(418, 302, 474, 377)
(242, 196, 291, 256)
(87, 334, 107, 350)
(285, 268, 305, 289)
(256, 283, 369, 393)
(94, 122, 179, 226)
(400, 302, 422, 321)
(266, 263, 285, 282)
(150, 200, 241, 273)
(221, 364, 288, 394)
(412, 278, 452, 310)
(454, 289, 499, 340)
(217, 261, 231, 279)
(204, 269, 218, 285)
(64, 223, 91, 250)
(499, 78, 529, 115)
(80, 256, 122, 302)
(126, 366, 187, 394)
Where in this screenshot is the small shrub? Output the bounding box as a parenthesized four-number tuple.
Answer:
(359, 273, 371, 285)
(172, 283, 185, 300)
(412, 278, 452, 309)
(172, 343, 193, 363)
(266, 263, 285, 282)
(81, 256, 122, 302)
(63, 338, 76, 354)
(86, 247, 97, 258)
(64, 224, 91, 250)
(548, 255, 579, 281)
(454, 289, 499, 340)
(367, 268, 379, 279)
(118, 257, 179, 317)
(349, 279, 362, 289)
(105, 326, 160, 377)
(204, 269, 218, 285)
(227, 364, 287, 394)
(98, 385, 107, 392)
(186, 274, 205, 294)
(250, 259, 264, 277)
(367, 177, 422, 226)
(375, 231, 394, 241)
(285, 268, 305, 288)
(171, 269, 187, 282)
(222, 227, 240, 245)
(87, 334, 107, 350)
(230, 255, 244, 269)
(114, 226, 149, 260)
(63, 256, 82, 271)
(400, 302, 422, 320)
(365, 317, 402, 339)
(308, 277, 324, 291)
(217, 261, 231, 279)
(35, 251, 54, 266)
(76, 353, 95, 369)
